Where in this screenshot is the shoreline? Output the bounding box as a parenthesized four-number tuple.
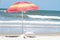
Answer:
(0, 33, 60, 36)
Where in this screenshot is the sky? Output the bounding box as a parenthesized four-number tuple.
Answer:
(0, 0, 60, 11)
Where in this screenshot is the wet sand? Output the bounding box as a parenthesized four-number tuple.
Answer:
(0, 33, 60, 36)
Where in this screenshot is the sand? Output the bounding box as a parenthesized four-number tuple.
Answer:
(0, 34, 60, 40)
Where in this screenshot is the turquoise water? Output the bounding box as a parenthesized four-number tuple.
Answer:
(0, 10, 60, 21)
(0, 9, 60, 34)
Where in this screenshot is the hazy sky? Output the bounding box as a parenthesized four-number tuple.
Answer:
(0, 0, 60, 11)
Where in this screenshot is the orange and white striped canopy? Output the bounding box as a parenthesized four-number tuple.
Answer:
(7, 2, 39, 13)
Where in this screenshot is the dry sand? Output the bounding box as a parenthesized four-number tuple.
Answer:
(0, 35, 60, 40)
(0, 33, 60, 40)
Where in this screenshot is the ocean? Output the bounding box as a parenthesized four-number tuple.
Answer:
(0, 9, 60, 34)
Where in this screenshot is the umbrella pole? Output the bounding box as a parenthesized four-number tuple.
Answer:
(22, 12, 24, 34)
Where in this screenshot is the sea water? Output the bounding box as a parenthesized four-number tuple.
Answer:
(0, 10, 60, 34)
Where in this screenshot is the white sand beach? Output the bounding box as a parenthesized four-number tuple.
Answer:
(0, 34, 60, 40)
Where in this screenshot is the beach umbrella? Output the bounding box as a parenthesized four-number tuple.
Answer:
(6, 2, 39, 34)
